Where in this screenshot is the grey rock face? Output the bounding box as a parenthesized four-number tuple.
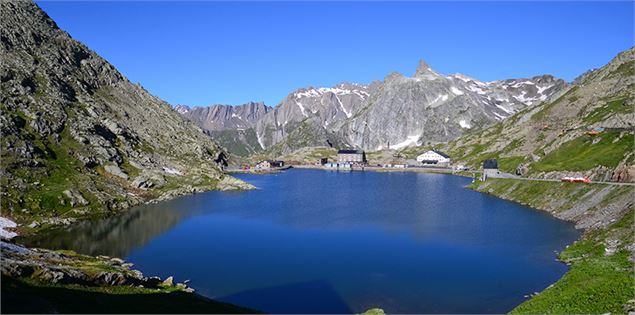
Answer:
(176, 102, 272, 156)
(254, 82, 376, 150)
(178, 101, 271, 131)
(339, 61, 568, 151)
(104, 164, 129, 180)
(180, 62, 566, 156)
(204, 58, 567, 155)
(250, 62, 566, 154)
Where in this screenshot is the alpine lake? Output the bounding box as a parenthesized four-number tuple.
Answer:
(22, 169, 580, 313)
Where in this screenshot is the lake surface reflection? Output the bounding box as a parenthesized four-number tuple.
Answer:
(24, 169, 580, 313)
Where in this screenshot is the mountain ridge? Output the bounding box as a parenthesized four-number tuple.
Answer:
(179, 61, 567, 156)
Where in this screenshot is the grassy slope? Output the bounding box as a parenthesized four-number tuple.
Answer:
(1, 275, 255, 314)
(531, 132, 634, 172)
(470, 179, 634, 314)
(512, 212, 634, 314)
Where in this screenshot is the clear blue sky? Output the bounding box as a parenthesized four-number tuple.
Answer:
(37, 1, 633, 107)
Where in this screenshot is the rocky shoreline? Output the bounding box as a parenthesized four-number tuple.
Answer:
(1, 241, 192, 292)
(0, 175, 256, 313)
(469, 178, 634, 313)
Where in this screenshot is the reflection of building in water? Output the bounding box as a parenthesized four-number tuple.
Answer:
(22, 199, 200, 258)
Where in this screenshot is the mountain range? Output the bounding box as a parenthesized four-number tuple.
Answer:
(178, 60, 567, 156)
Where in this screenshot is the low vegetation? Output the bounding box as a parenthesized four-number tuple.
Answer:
(470, 178, 634, 314)
(531, 132, 633, 172)
(511, 211, 634, 314)
(2, 275, 255, 314)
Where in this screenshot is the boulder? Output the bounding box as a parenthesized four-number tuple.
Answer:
(131, 171, 166, 190)
(62, 189, 89, 207)
(162, 276, 174, 286)
(104, 164, 128, 180)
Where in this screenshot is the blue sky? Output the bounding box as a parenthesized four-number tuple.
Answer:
(38, 1, 633, 107)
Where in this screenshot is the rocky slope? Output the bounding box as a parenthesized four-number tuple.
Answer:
(253, 82, 376, 149)
(0, 0, 251, 231)
(429, 47, 634, 182)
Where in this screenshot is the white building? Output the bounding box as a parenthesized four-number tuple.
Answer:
(416, 150, 451, 165)
(337, 149, 366, 164)
(255, 160, 271, 169)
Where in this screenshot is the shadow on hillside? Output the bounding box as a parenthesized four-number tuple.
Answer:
(1, 276, 257, 314)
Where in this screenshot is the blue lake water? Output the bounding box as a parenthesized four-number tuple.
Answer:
(25, 169, 580, 313)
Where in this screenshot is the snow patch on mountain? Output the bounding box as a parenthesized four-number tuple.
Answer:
(450, 86, 464, 95)
(390, 135, 421, 150)
(459, 120, 471, 129)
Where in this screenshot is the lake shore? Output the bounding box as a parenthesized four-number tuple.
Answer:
(293, 163, 458, 174)
(0, 174, 258, 314)
(469, 178, 634, 313)
(4, 169, 631, 314)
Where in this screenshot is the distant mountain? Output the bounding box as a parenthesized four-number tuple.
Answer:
(177, 102, 271, 131)
(245, 60, 567, 156)
(433, 47, 634, 182)
(339, 60, 567, 151)
(175, 56, 567, 158)
(254, 82, 376, 151)
(174, 102, 271, 157)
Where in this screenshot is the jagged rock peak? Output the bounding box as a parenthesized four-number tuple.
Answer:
(174, 104, 190, 114)
(384, 71, 404, 82)
(414, 59, 438, 77)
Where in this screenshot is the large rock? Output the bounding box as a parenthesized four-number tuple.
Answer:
(104, 164, 129, 180)
(62, 189, 89, 206)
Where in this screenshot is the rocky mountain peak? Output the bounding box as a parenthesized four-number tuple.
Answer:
(414, 59, 439, 78)
(174, 104, 190, 114)
(385, 71, 405, 82)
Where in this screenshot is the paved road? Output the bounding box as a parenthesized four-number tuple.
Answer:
(501, 176, 635, 186)
(481, 171, 635, 186)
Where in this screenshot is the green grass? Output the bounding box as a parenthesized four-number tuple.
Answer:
(497, 156, 526, 173)
(531, 132, 634, 172)
(1, 275, 256, 314)
(470, 178, 635, 314)
(511, 211, 634, 314)
(584, 97, 631, 124)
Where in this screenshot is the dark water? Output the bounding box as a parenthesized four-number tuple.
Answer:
(24, 170, 580, 313)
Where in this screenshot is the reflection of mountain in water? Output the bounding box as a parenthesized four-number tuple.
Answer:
(21, 198, 204, 257)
